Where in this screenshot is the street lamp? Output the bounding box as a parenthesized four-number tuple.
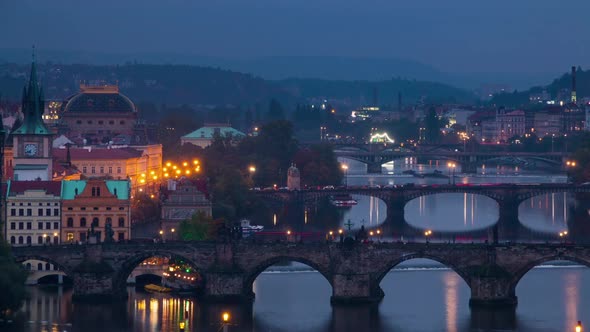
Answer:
(447, 162, 456, 185)
(566, 160, 577, 183)
(341, 164, 349, 187)
(222, 312, 230, 332)
(424, 230, 433, 242)
(376, 229, 381, 242)
(576, 321, 583, 332)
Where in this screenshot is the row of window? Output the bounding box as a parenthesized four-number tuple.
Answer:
(65, 232, 125, 242)
(65, 217, 125, 228)
(75, 120, 126, 125)
(82, 166, 123, 174)
(65, 206, 126, 211)
(10, 208, 60, 217)
(24, 262, 57, 271)
(10, 235, 57, 245)
(10, 202, 59, 206)
(10, 221, 59, 230)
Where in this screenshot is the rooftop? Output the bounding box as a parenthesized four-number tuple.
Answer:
(61, 180, 129, 200)
(182, 125, 245, 140)
(7, 180, 62, 197)
(52, 147, 143, 161)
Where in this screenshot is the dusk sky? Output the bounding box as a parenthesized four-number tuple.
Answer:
(1, 0, 589, 74)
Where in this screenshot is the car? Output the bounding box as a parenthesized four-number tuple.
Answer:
(323, 185, 335, 190)
(369, 184, 381, 189)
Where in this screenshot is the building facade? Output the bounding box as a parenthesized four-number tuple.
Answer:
(496, 109, 525, 142)
(181, 124, 245, 148)
(5, 181, 62, 246)
(61, 179, 131, 243)
(160, 179, 211, 237)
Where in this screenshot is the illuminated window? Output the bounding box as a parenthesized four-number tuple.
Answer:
(66, 233, 75, 242)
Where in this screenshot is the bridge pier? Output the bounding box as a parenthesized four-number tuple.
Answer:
(330, 274, 384, 305)
(202, 271, 251, 303)
(71, 244, 123, 302)
(496, 201, 520, 242)
(386, 198, 406, 227)
(469, 277, 516, 308)
(367, 163, 382, 174)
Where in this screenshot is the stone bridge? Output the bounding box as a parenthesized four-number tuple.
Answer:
(11, 242, 590, 308)
(254, 184, 590, 240)
(334, 149, 568, 173)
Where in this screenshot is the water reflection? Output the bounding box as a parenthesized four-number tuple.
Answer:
(519, 193, 573, 233)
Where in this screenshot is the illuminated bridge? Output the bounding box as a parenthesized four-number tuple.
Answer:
(11, 242, 590, 308)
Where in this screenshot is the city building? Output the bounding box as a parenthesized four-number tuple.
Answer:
(59, 84, 138, 144)
(52, 144, 162, 194)
(61, 179, 131, 243)
(496, 109, 525, 142)
(5, 181, 62, 246)
(533, 108, 563, 137)
(160, 178, 211, 237)
(562, 105, 585, 133)
(12, 62, 53, 181)
(287, 164, 301, 190)
(180, 123, 245, 148)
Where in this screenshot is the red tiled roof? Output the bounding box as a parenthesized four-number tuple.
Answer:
(8, 181, 62, 196)
(52, 147, 143, 161)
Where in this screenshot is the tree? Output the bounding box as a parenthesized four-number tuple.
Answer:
(267, 99, 285, 121)
(0, 241, 27, 316)
(424, 107, 441, 143)
(179, 211, 215, 241)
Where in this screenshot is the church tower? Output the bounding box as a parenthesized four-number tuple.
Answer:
(12, 61, 53, 180)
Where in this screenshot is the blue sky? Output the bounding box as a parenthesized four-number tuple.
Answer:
(1, 0, 588, 74)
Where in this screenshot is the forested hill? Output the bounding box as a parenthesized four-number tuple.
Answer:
(0, 63, 475, 106)
(491, 67, 589, 107)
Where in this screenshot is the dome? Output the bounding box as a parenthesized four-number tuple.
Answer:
(63, 85, 136, 114)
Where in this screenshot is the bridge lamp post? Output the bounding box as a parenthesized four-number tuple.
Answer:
(221, 311, 231, 332)
(376, 229, 381, 242)
(424, 230, 433, 242)
(447, 163, 456, 185)
(338, 229, 344, 242)
(559, 231, 568, 243)
(159, 230, 165, 243)
(566, 160, 577, 183)
(341, 164, 349, 187)
(369, 231, 374, 242)
(576, 320, 582, 332)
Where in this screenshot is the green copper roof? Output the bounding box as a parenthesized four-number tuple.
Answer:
(61, 180, 87, 200)
(182, 126, 245, 140)
(105, 180, 130, 200)
(61, 180, 129, 200)
(13, 61, 51, 135)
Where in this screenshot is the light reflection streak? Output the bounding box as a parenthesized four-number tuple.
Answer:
(444, 272, 458, 332)
(564, 272, 580, 332)
(463, 193, 467, 226)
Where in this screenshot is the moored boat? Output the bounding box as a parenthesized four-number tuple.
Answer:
(329, 194, 358, 207)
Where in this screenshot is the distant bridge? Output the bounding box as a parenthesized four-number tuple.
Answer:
(11, 242, 590, 308)
(253, 184, 590, 241)
(333, 148, 568, 173)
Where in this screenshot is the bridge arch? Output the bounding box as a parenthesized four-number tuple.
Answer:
(374, 253, 471, 287)
(510, 255, 590, 292)
(112, 250, 205, 295)
(244, 255, 333, 296)
(15, 255, 73, 277)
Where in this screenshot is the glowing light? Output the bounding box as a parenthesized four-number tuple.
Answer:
(183, 162, 188, 167)
(193, 160, 199, 165)
(166, 162, 172, 167)
(222, 312, 230, 322)
(370, 132, 395, 144)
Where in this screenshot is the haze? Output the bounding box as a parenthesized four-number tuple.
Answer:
(1, 0, 589, 79)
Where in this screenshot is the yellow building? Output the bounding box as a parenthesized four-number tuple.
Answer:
(52, 144, 162, 194)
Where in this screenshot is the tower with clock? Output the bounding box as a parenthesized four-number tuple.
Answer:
(12, 60, 53, 181)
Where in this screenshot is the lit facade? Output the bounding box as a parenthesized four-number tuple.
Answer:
(61, 179, 131, 243)
(161, 179, 211, 237)
(496, 109, 525, 142)
(5, 181, 62, 246)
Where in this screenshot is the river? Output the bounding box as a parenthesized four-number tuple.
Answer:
(7, 159, 590, 332)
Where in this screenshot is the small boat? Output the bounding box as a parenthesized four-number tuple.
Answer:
(144, 284, 171, 293)
(240, 219, 264, 237)
(402, 170, 416, 175)
(329, 194, 358, 207)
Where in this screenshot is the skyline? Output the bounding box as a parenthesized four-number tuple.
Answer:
(1, 1, 589, 79)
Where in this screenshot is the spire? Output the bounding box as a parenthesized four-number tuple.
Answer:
(13, 54, 50, 136)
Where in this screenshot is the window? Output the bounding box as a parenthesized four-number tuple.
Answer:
(26, 222, 31, 230)
(18, 222, 24, 230)
(10, 209, 15, 216)
(91, 167, 96, 174)
(10, 236, 15, 244)
(37, 263, 43, 270)
(76, 120, 82, 125)
(92, 218, 99, 227)
(10, 223, 15, 230)
(117, 167, 122, 174)
(106, 207, 112, 211)
(92, 187, 96, 196)
(18, 236, 23, 244)
(37, 236, 42, 244)
(106, 217, 112, 225)
(93, 207, 99, 211)
(83, 166, 87, 173)
(100, 166, 104, 173)
(53, 222, 58, 230)
(66, 233, 74, 242)
(26, 263, 32, 270)
(38, 222, 43, 230)
(118, 232, 125, 241)
(80, 218, 87, 227)
(108, 167, 113, 174)
(26, 209, 32, 216)
(118, 217, 125, 228)
(81, 207, 86, 211)
(26, 236, 31, 245)
(45, 263, 51, 270)
(38, 208, 43, 216)
(109, 120, 114, 125)
(53, 236, 58, 245)
(54, 209, 59, 216)
(87, 120, 92, 124)
(120, 120, 125, 125)
(119, 207, 125, 211)
(19, 209, 24, 216)
(67, 218, 73, 227)
(98, 120, 104, 125)
(67, 207, 73, 211)
(46, 222, 51, 230)
(46, 208, 51, 216)
(80, 232, 86, 241)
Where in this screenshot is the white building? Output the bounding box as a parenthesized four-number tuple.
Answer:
(5, 181, 62, 246)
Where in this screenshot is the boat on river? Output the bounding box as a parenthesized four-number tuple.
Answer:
(329, 194, 358, 207)
(144, 284, 171, 293)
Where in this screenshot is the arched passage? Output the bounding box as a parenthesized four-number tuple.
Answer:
(15, 256, 72, 286)
(376, 257, 471, 331)
(247, 257, 333, 331)
(112, 252, 205, 296)
(518, 191, 574, 233)
(405, 193, 499, 231)
(513, 257, 590, 331)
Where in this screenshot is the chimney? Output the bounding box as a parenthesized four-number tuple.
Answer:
(571, 66, 577, 104)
